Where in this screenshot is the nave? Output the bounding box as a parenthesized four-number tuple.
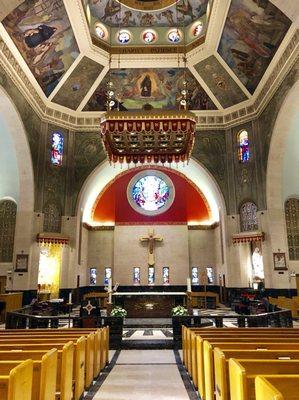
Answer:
(90, 350, 195, 400)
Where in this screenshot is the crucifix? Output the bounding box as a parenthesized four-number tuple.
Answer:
(140, 228, 163, 266)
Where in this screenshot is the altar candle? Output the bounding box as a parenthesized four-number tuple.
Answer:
(68, 292, 72, 304)
(108, 278, 112, 303)
(187, 277, 191, 292)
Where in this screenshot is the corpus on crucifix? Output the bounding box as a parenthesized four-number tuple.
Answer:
(140, 228, 163, 266)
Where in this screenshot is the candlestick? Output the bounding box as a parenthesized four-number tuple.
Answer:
(187, 277, 191, 292)
(108, 278, 112, 304)
(68, 292, 72, 304)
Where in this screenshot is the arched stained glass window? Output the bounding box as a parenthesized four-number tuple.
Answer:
(51, 132, 64, 166)
(240, 201, 258, 232)
(238, 130, 249, 162)
(0, 199, 17, 262)
(285, 198, 299, 260)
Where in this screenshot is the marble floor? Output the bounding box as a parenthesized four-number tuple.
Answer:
(87, 350, 198, 400)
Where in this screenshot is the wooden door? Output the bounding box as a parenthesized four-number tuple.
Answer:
(0, 276, 7, 294)
(296, 274, 299, 296)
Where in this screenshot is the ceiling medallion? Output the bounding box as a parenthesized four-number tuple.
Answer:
(100, 110, 196, 165)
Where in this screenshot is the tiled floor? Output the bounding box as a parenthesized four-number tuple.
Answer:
(123, 328, 173, 340)
(91, 350, 194, 400)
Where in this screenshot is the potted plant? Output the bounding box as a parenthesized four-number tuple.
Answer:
(110, 306, 127, 318)
(171, 305, 188, 316)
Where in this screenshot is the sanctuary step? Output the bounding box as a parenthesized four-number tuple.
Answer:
(124, 318, 172, 328)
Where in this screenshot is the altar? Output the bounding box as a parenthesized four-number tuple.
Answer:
(113, 292, 186, 318)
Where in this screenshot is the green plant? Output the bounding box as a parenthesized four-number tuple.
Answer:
(110, 306, 127, 317)
(171, 305, 188, 316)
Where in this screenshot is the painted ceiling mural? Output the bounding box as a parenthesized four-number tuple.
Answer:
(84, 68, 217, 111)
(86, 0, 209, 27)
(194, 56, 248, 108)
(53, 56, 104, 110)
(2, 0, 80, 97)
(218, 0, 291, 94)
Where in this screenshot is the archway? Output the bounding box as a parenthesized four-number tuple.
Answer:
(266, 79, 299, 288)
(0, 86, 35, 290)
(77, 158, 228, 287)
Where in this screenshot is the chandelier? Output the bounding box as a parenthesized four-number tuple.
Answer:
(100, 1, 196, 165)
(100, 110, 196, 164)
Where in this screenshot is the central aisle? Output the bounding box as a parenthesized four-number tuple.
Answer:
(92, 350, 196, 400)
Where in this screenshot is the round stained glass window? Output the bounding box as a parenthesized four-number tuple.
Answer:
(193, 21, 203, 37)
(127, 170, 175, 216)
(167, 29, 182, 43)
(142, 29, 157, 44)
(117, 30, 131, 44)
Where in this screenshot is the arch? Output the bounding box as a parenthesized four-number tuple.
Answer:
(267, 80, 299, 211)
(77, 157, 226, 226)
(0, 86, 34, 213)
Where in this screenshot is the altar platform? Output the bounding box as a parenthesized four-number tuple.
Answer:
(113, 292, 186, 318)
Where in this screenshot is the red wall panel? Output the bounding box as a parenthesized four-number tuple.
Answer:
(93, 167, 209, 224)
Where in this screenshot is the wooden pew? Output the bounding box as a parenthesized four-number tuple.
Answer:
(0, 360, 33, 400)
(194, 334, 299, 400)
(191, 331, 299, 390)
(0, 339, 85, 400)
(214, 348, 299, 400)
(229, 359, 299, 400)
(0, 333, 94, 389)
(255, 375, 299, 400)
(0, 344, 73, 400)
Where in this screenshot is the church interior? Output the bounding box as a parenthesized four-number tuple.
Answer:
(0, 0, 299, 399)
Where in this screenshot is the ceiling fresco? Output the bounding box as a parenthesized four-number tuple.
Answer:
(2, 0, 79, 97)
(194, 56, 248, 108)
(86, 0, 209, 27)
(218, 0, 292, 94)
(52, 56, 104, 110)
(83, 68, 217, 112)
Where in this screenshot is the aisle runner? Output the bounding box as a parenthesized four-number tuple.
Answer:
(86, 350, 198, 400)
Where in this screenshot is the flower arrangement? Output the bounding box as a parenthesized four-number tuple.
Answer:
(110, 306, 127, 317)
(171, 305, 188, 316)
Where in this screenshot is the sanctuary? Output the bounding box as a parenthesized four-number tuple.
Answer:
(1, 0, 299, 399)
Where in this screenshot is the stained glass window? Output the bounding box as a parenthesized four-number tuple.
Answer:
(285, 198, 299, 260)
(132, 176, 170, 212)
(192, 267, 199, 285)
(90, 268, 97, 285)
(240, 202, 258, 232)
(133, 267, 140, 285)
(104, 267, 112, 285)
(163, 267, 169, 285)
(51, 132, 64, 166)
(238, 130, 249, 163)
(0, 200, 17, 262)
(206, 267, 214, 284)
(148, 267, 155, 285)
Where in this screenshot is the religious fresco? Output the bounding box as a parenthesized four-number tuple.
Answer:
(194, 56, 248, 108)
(84, 68, 217, 111)
(218, 0, 291, 94)
(2, 0, 80, 96)
(86, 0, 209, 27)
(52, 57, 104, 110)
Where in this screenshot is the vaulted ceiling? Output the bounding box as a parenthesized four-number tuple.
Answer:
(0, 0, 298, 129)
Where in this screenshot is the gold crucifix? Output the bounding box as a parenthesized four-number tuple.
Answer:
(140, 228, 163, 266)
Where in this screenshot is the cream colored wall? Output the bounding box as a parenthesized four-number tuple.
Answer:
(113, 225, 189, 286)
(87, 230, 114, 286)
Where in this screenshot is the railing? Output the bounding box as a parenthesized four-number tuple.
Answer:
(172, 308, 293, 348)
(5, 308, 123, 348)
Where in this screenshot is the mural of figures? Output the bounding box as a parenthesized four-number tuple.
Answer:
(86, 0, 208, 27)
(3, 0, 80, 96)
(218, 0, 291, 94)
(84, 68, 217, 111)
